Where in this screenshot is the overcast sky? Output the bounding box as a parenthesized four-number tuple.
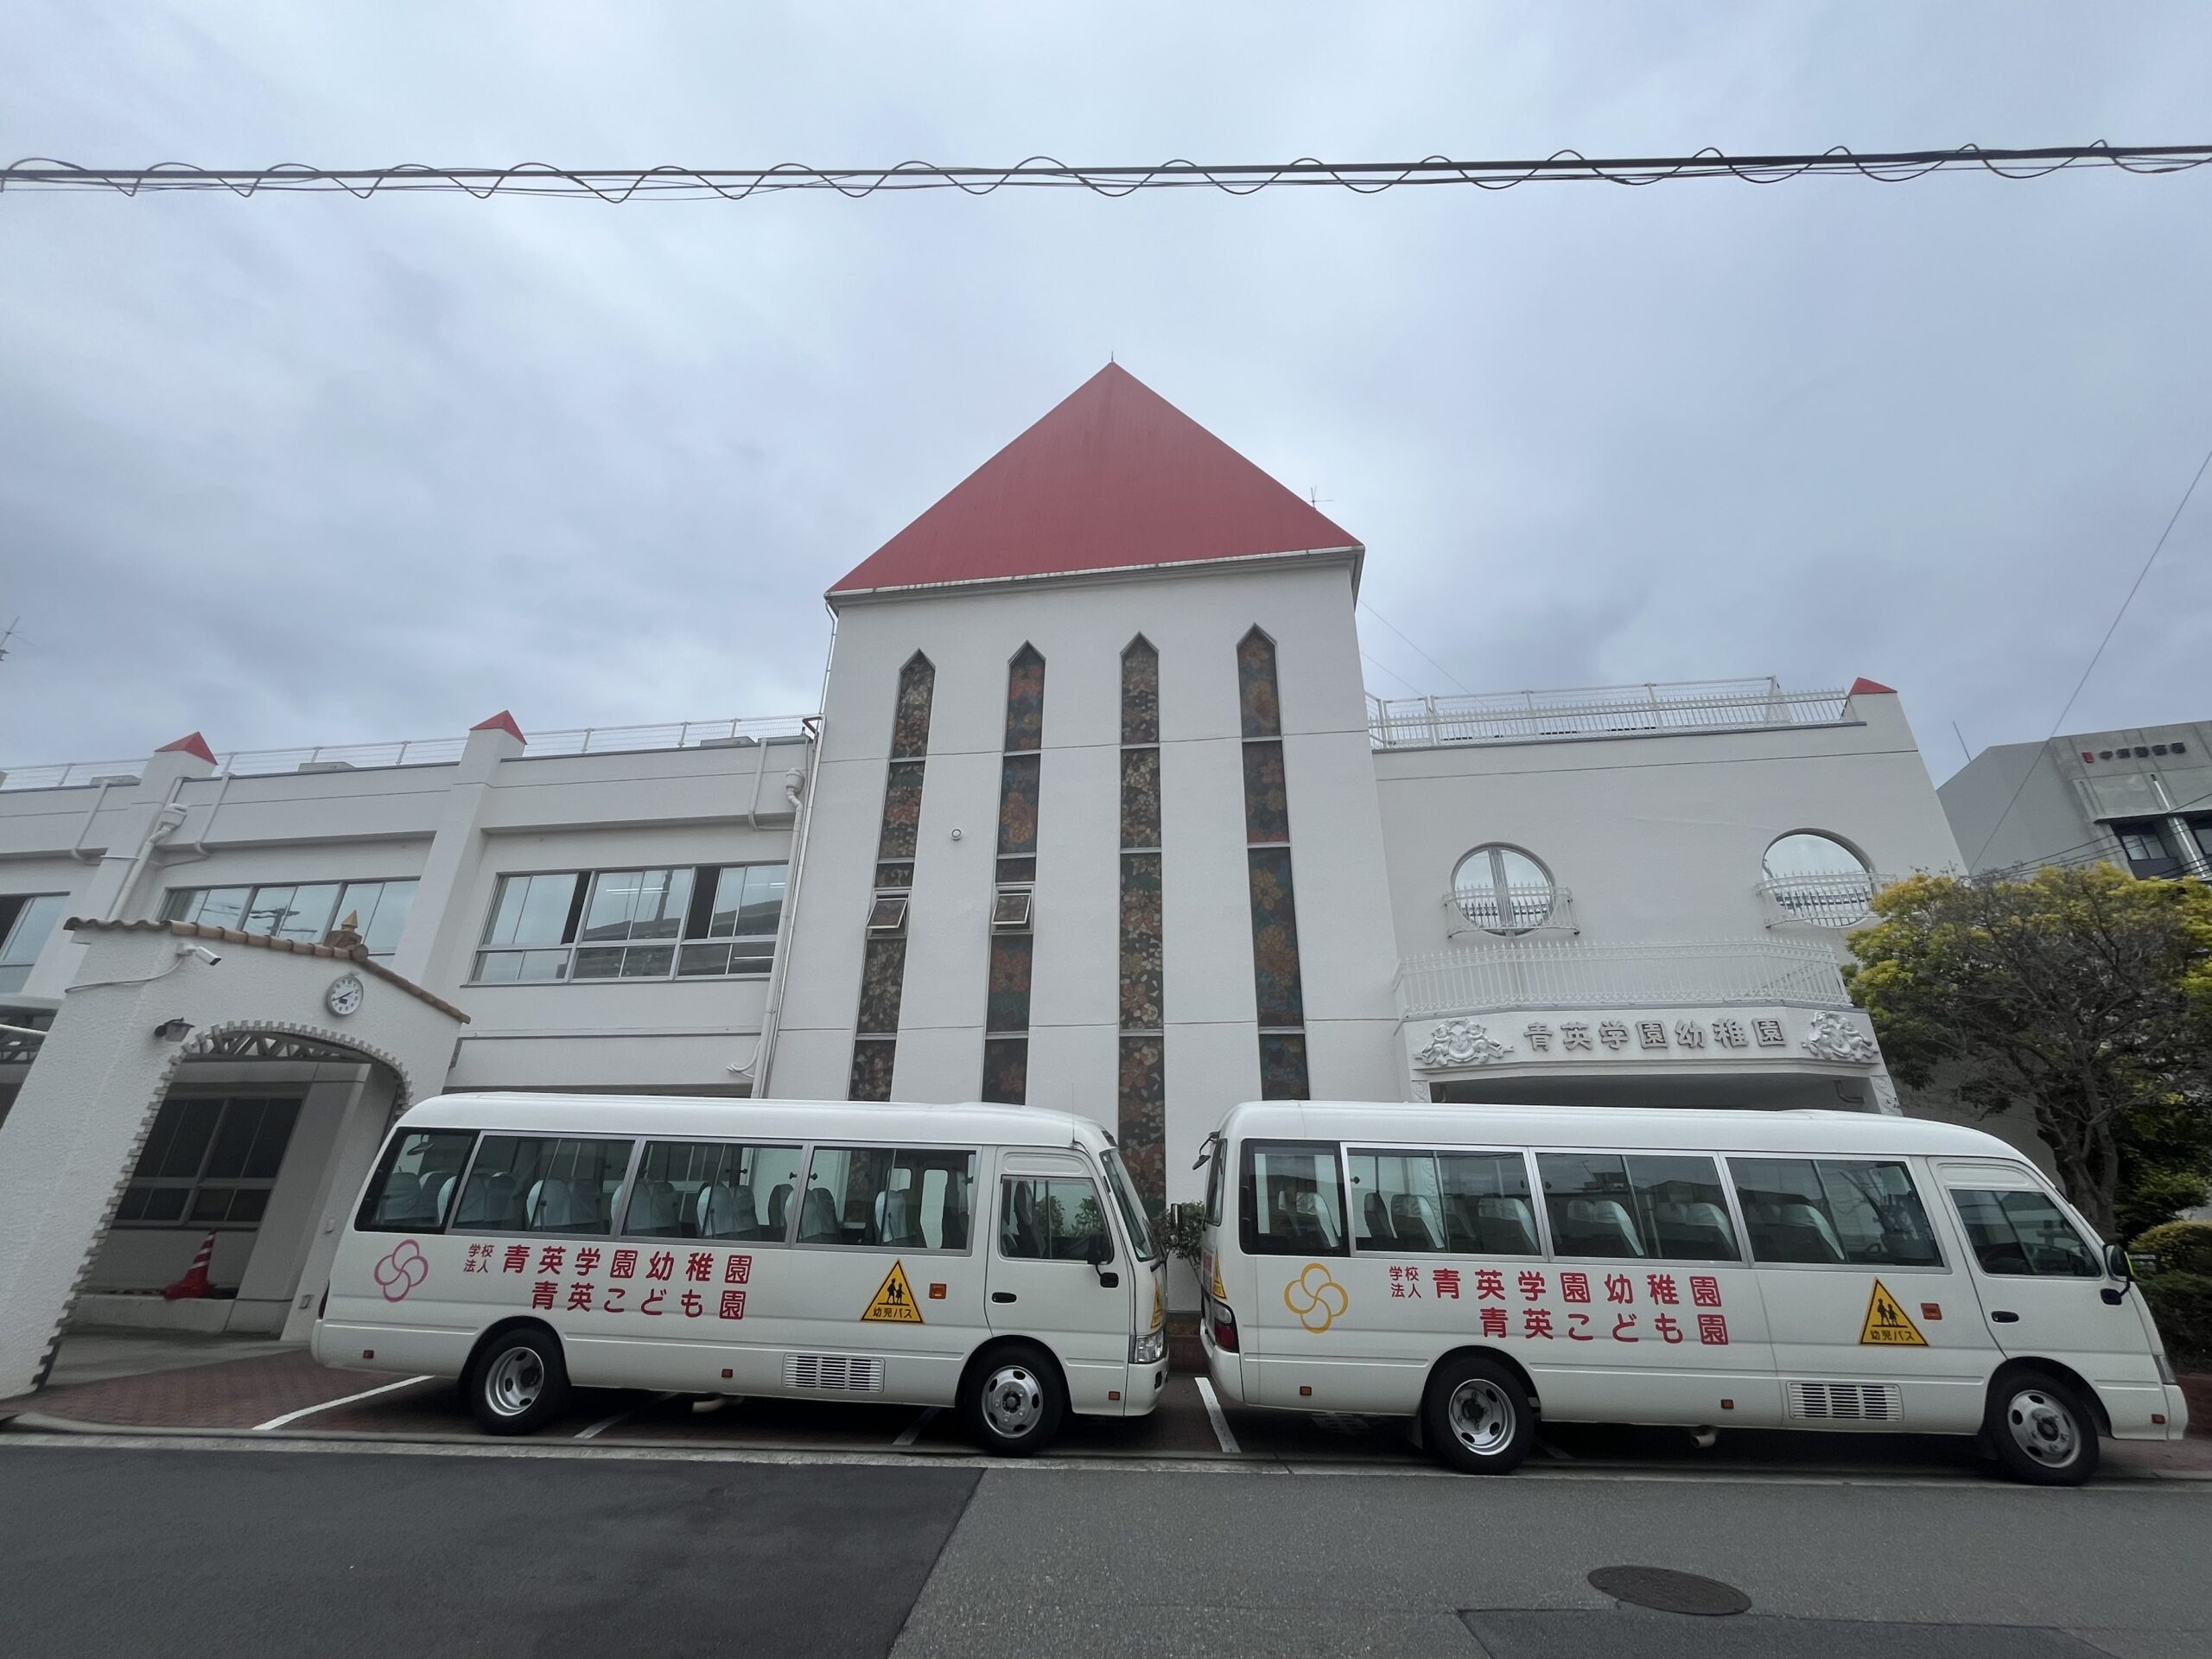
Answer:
(5, 3, 2209, 781)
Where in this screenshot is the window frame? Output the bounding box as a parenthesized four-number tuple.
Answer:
(789, 1142, 982, 1256)
(445, 1132, 644, 1241)
(117, 1094, 306, 1230)
(996, 1173, 1116, 1265)
(1945, 1183, 2101, 1279)
(353, 1127, 482, 1234)
(1726, 1154, 1949, 1274)
(158, 879, 418, 957)
(616, 1138, 807, 1245)
(1236, 1137, 1351, 1259)
(1449, 844, 1557, 937)
(1530, 1147, 1749, 1265)
(1344, 1143, 1548, 1260)
(469, 861, 790, 986)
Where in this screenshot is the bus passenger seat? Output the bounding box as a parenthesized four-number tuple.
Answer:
(630, 1180, 679, 1234)
(1477, 1196, 1539, 1255)
(376, 1173, 421, 1223)
(1389, 1192, 1443, 1250)
(766, 1183, 791, 1236)
(798, 1185, 841, 1243)
(696, 1182, 739, 1236)
(1363, 1192, 1397, 1243)
(940, 1172, 969, 1249)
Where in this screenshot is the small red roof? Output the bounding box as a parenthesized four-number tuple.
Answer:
(470, 710, 526, 743)
(830, 364, 1358, 597)
(1848, 677, 1897, 696)
(156, 732, 218, 764)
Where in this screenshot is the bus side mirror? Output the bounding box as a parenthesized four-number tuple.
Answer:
(1084, 1233, 1110, 1267)
(2105, 1243, 2133, 1281)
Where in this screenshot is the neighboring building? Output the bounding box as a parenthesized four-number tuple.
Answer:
(0, 365, 1975, 1390)
(1941, 723, 2212, 879)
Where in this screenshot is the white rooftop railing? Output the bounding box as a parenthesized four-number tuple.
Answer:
(1369, 678, 1853, 751)
(0, 715, 815, 791)
(1398, 937, 1853, 1019)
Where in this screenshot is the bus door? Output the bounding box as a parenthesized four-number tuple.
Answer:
(1936, 1160, 2148, 1377)
(988, 1153, 1134, 1413)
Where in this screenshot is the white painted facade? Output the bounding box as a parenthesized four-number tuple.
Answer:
(0, 380, 1996, 1385)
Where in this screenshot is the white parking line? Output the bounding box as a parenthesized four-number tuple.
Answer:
(893, 1408, 938, 1447)
(1193, 1377, 1242, 1456)
(576, 1392, 678, 1440)
(252, 1376, 433, 1432)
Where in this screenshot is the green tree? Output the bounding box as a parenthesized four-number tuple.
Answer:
(1847, 865, 2212, 1236)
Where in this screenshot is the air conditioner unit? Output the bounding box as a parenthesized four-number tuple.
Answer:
(865, 894, 909, 936)
(991, 887, 1033, 933)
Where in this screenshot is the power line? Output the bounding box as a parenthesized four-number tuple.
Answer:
(1358, 603, 1473, 696)
(1359, 650, 1426, 698)
(1968, 435, 2212, 868)
(6, 143, 2211, 201)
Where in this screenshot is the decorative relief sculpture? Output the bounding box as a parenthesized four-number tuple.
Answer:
(1414, 1019, 1516, 1069)
(1802, 1008, 1878, 1065)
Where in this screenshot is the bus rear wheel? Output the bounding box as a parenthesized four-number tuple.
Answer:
(960, 1342, 1065, 1457)
(1986, 1369, 2099, 1486)
(1422, 1354, 1535, 1475)
(469, 1326, 569, 1436)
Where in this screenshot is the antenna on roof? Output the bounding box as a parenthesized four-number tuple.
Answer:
(1308, 486, 1332, 507)
(0, 617, 19, 664)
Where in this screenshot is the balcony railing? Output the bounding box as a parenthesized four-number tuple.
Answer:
(1398, 938, 1853, 1020)
(1758, 872, 1897, 930)
(0, 715, 815, 791)
(1369, 678, 1852, 752)
(1443, 883, 1577, 938)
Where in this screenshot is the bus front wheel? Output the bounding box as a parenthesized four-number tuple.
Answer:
(1985, 1368, 2099, 1486)
(469, 1326, 569, 1436)
(960, 1342, 1065, 1457)
(1422, 1354, 1535, 1475)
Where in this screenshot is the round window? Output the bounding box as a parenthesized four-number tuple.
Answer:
(1452, 845, 1554, 935)
(1763, 832, 1873, 925)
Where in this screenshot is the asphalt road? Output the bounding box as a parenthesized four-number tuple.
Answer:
(2, 1442, 2207, 1658)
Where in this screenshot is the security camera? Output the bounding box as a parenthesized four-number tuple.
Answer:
(180, 944, 222, 966)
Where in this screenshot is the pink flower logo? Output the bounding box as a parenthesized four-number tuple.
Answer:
(374, 1239, 429, 1302)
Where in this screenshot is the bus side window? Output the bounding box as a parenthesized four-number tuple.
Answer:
(999, 1177, 1111, 1262)
(1535, 1153, 1648, 1260)
(800, 1147, 976, 1249)
(356, 1129, 477, 1232)
(453, 1135, 634, 1236)
(622, 1141, 803, 1241)
(1438, 1152, 1540, 1256)
(1237, 1141, 1348, 1257)
(1732, 1158, 1942, 1268)
(1348, 1149, 1446, 1252)
(1949, 1188, 2098, 1277)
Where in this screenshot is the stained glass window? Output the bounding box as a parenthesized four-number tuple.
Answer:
(891, 654, 935, 760)
(1237, 629, 1281, 739)
(1004, 645, 1046, 752)
(1120, 747, 1161, 851)
(1239, 627, 1307, 1099)
(1121, 638, 1159, 745)
(853, 655, 934, 1100)
(1118, 854, 1164, 1030)
(986, 934, 1033, 1036)
(981, 1038, 1028, 1106)
(1118, 1033, 1166, 1217)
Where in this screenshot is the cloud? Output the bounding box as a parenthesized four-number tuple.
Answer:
(3, 1, 2209, 782)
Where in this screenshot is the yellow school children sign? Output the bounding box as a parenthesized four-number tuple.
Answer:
(862, 1260, 924, 1325)
(1859, 1279, 1928, 1346)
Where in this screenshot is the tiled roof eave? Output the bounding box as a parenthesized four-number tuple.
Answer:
(829, 542, 1365, 603)
(62, 917, 470, 1024)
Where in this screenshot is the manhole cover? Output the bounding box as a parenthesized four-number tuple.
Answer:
(1586, 1565, 1751, 1616)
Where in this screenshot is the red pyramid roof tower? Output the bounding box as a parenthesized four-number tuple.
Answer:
(829, 364, 1359, 597)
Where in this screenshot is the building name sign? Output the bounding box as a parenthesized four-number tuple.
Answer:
(1414, 1008, 1877, 1071)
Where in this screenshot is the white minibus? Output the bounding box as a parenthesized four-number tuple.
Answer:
(317, 1094, 1167, 1452)
(1198, 1103, 2187, 1484)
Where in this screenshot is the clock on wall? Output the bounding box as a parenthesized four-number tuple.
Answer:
(326, 974, 365, 1017)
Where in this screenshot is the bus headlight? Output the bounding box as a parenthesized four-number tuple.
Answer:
(1131, 1328, 1166, 1365)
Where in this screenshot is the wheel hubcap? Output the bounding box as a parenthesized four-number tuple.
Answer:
(2005, 1389, 2078, 1467)
(1446, 1378, 1514, 1455)
(486, 1346, 544, 1417)
(980, 1363, 1043, 1440)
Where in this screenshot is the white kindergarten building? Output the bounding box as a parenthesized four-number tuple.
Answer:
(0, 365, 1980, 1392)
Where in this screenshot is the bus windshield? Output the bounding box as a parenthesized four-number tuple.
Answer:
(1101, 1150, 1158, 1262)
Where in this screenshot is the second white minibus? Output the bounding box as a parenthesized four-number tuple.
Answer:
(1198, 1103, 2186, 1484)
(318, 1094, 1167, 1452)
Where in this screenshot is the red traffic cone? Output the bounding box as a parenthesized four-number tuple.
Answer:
(164, 1230, 218, 1300)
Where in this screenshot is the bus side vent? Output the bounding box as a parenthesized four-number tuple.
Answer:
(785, 1353, 885, 1394)
(1787, 1381, 1902, 1422)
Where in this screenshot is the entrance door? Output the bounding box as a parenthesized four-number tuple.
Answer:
(986, 1154, 1133, 1414)
(1936, 1161, 2149, 1381)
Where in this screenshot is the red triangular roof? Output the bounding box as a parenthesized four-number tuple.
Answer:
(156, 732, 218, 764)
(829, 364, 1359, 597)
(1848, 677, 1897, 696)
